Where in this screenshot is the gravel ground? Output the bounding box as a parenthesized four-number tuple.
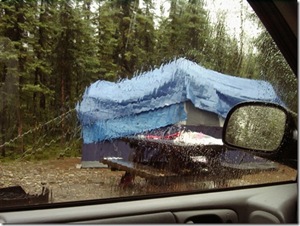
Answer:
(0, 157, 297, 205)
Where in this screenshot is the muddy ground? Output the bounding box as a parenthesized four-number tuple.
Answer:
(0, 157, 297, 205)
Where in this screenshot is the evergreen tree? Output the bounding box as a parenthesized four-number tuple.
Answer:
(73, 0, 100, 99)
(96, 0, 121, 81)
(0, 0, 29, 153)
(156, 0, 211, 64)
(0, 36, 19, 157)
(204, 12, 241, 75)
(181, 0, 211, 63)
(156, 0, 183, 60)
(130, 0, 156, 72)
(255, 30, 297, 112)
(104, 0, 138, 78)
(24, 0, 56, 123)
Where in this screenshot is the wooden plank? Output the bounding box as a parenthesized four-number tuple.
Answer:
(101, 158, 250, 185)
(102, 158, 177, 178)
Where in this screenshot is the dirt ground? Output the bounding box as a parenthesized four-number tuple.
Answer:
(0, 157, 297, 205)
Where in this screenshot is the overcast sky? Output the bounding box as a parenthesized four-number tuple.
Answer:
(205, 0, 261, 38)
(152, 0, 261, 39)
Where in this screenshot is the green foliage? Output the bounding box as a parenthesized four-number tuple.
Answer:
(255, 30, 297, 113)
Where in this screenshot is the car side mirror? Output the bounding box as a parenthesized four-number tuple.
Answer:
(222, 102, 297, 165)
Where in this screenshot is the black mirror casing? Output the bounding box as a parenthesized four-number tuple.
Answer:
(222, 101, 297, 169)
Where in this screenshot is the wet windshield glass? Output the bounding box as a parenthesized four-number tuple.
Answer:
(0, 0, 297, 208)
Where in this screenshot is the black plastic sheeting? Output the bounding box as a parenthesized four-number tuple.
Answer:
(0, 185, 49, 208)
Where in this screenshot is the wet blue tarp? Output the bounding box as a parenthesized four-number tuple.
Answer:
(76, 58, 284, 143)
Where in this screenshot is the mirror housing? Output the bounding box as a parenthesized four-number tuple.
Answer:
(222, 102, 297, 167)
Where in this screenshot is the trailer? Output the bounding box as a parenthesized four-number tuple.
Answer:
(76, 58, 282, 188)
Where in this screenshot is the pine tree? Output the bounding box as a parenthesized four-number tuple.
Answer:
(73, 0, 100, 99)
(255, 30, 297, 112)
(0, 0, 29, 153)
(128, 0, 156, 72)
(96, 0, 120, 81)
(156, 0, 211, 64)
(113, 0, 139, 78)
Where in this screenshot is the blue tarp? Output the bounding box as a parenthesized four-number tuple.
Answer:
(77, 58, 284, 144)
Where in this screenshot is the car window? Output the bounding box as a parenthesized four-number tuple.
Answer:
(0, 0, 297, 208)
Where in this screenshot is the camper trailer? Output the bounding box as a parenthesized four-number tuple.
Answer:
(77, 58, 282, 183)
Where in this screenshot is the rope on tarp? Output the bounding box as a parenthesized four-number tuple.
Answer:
(0, 108, 76, 149)
(0, 108, 82, 160)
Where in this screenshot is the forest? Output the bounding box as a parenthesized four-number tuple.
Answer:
(0, 0, 297, 160)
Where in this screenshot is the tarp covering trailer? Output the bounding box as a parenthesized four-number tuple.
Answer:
(76, 58, 284, 170)
(77, 58, 284, 144)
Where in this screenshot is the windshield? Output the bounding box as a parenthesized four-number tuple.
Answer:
(0, 0, 297, 208)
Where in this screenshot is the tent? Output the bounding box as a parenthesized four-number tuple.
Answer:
(76, 58, 284, 167)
